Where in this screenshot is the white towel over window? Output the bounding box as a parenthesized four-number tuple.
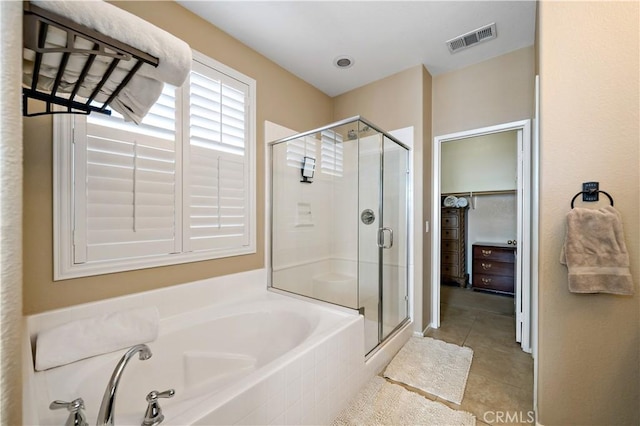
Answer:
(24, 0, 192, 123)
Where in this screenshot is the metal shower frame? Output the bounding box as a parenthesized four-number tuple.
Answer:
(268, 115, 411, 354)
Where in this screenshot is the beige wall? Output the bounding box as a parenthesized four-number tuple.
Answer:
(22, 1, 333, 314)
(441, 131, 518, 194)
(333, 65, 431, 333)
(538, 2, 639, 424)
(433, 46, 535, 137)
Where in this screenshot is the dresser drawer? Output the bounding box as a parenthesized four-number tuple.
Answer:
(473, 259, 515, 277)
(442, 264, 462, 277)
(442, 228, 459, 240)
(473, 246, 515, 263)
(442, 240, 461, 252)
(441, 214, 459, 229)
(441, 251, 461, 266)
(442, 208, 459, 216)
(473, 273, 514, 294)
(441, 206, 468, 287)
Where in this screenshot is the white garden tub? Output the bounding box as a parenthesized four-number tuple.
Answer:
(24, 269, 411, 425)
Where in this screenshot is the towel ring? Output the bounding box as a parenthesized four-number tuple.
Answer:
(570, 190, 614, 209)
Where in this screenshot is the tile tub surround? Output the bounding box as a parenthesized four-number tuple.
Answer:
(190, 317, 364, 425)
(23, 269, 412, 425)
(185, 307, 413, 425)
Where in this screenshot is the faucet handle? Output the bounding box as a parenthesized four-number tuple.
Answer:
(49, 398, 89, 426)
(142, 389, 175, 426)
(147, 389, 175, 401)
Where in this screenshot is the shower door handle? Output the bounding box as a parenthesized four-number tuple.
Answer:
(378, 227, 394, 249)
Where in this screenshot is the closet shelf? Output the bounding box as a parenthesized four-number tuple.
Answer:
(22, 1, 159, 117)
(442, 190, 516, 197)
(442, 189, 516, 209)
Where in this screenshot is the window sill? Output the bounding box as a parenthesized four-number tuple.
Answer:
(54, 245, 256, 281)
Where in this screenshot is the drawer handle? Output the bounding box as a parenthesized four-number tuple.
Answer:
(481, 249, 492, 256)
(481, 278, 492, 284)
(481, 263, 492, 270)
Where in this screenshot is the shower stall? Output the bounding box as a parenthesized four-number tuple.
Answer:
(269, 116, 410, 354)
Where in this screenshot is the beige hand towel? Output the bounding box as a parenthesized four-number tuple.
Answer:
(560, 205, 634, 295)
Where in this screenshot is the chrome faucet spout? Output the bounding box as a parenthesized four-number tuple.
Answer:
(97, 344, 152, 426)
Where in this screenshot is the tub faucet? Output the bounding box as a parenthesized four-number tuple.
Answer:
(97, 344, 152, 426)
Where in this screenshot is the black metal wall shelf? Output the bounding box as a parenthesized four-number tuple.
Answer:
(22, 2, 158, 117)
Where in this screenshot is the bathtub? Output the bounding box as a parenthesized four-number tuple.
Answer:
(24, 269, 412, 425)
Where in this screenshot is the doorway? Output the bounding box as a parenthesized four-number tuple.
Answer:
(431, 120, 532, 353)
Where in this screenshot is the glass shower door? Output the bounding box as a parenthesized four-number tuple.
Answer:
(358, 132, 382, 354)
(380, 135, 409, 340)
(360, 130, 409, 354)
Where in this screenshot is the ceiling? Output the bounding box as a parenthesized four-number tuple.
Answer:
(177, 1, 536, 97)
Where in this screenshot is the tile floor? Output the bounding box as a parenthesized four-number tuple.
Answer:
(420, 285, 535, 425)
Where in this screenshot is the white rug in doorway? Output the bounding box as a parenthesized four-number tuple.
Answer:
(384, 337, 473, 404)
(332, 376, 475, 426)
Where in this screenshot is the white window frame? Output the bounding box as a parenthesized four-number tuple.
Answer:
(54, 51, 256, 280)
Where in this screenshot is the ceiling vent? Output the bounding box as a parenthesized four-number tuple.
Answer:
(446, 23, 497, 54)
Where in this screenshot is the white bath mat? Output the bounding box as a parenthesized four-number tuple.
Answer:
(332, 376, 475, 426)
(383, 337, 473, 404)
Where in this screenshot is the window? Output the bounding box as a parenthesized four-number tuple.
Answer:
(284, 130, 344, 176)
(54, 51, 256, 279)
(320, 130, 343, 177)
(286, 135, 317, 168)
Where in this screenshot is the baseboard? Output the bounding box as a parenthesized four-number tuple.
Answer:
(414, 324, 431, 337)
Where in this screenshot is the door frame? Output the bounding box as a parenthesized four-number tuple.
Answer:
(431, 119, 532, 353)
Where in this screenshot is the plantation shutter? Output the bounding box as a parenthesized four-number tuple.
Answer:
(286, 135, 317, 168)
(184, 60, 250, 252)
(321, 130, 343, 176)
(73, 86, 179, 263)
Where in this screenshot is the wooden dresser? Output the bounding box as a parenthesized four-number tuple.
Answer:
(441, 207, 468, 287)
(472, 242, 516, 295)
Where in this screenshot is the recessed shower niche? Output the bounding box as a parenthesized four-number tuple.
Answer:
(269, 116, 410, 354)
